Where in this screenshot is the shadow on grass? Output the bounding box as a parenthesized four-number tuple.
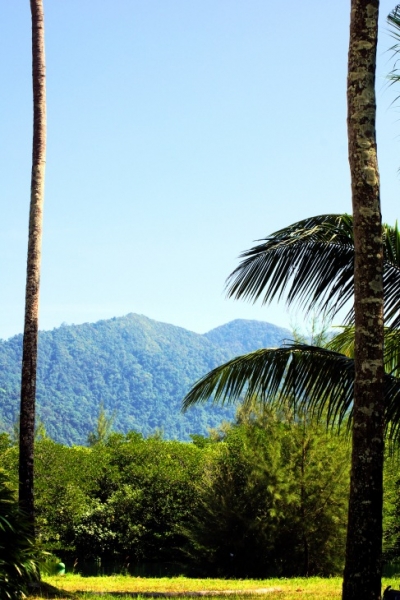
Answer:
(27, 580, 75, 598)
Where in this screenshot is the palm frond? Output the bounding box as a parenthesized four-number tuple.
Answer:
(387, 6, 400, 90)
(182, 344, 400, 440)
(183, 344, 355, 429)
(385, 328, 400, 378)
(328, 326, 355, 358)
(385, 372, 400, 441)
(226, 214, 354, 318)
(226, 214, 400, 327)
(383, 221, 400, 327)
(384, 221, 400, 265)
(329, 326, 400, 379)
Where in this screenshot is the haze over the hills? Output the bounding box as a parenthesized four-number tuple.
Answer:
(0, 313, 290, 445)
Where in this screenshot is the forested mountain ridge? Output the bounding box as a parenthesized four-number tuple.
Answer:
(0, 314, 289, 445)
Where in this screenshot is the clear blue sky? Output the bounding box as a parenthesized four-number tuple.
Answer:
(0, 1, 399, 341)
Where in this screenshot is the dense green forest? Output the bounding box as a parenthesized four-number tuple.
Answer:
(1, 405, 399, 578)
(0, 314, 289, 445)
(0, 406, 357, 578)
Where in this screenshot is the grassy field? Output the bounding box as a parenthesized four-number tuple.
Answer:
(27, 574, 400, 600)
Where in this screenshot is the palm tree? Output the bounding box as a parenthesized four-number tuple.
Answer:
(185, 3, 399, 596)
(183, 211, 399, 592)
(183, 212, 400, 594)
(183, 213, 400, 431)
(19, 0, 47, 532)
(345, 2, 384, 597)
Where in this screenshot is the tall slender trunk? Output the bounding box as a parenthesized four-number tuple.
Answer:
(342, 1, 385, 599)
(19, 0, 46, 531)
(300, 421, 309, 577)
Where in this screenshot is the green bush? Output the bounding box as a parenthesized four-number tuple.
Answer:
(0, 471, 40, 599)
(182, 408, 350, 577)
(0, 418, 350, 578)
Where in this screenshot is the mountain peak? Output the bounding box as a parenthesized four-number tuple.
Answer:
(204, 318, 291, 354)
(0, 314, 289, 444)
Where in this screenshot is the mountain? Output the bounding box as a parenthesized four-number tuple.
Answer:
(204, 319, 291, 354)
(0, 314, 290, 445)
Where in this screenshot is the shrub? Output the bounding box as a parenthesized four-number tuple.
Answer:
(0, 471, 40, 599)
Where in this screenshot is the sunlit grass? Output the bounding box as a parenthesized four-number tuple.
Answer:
(29, 575, 400, 600)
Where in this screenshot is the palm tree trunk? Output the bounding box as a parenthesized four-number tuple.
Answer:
(19, 0, 46, 531)
(343, 1, 385, 599)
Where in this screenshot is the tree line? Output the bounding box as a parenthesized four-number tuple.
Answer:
(2, 407, 400, 580)
(1, 408, 351, 578)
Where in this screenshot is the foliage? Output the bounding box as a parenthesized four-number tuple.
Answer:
(27, 434, 207, 566)
(0, 417, 354, 577)
(87, 403, 115, 446)
(226, 214, 400, 327)
(73, 435, 205, 564)
(0, 471, 41, 599)
(182, 407, 349, 577)
(180, 211, 400, 587)
(0, 315, 289, 444)
(382, 451, 400, 565)
(183, 214, 400, 440)
(34, 439, 104, 553)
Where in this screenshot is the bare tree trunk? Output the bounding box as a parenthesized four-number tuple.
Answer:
(342, 1, 385, 599)
(19, 0, 46, 532)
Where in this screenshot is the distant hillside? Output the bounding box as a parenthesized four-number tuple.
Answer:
(0, 314, 290, 445)
(204, 319, 291, 354)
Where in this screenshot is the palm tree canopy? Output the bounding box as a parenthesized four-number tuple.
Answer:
(226, 214, 400, 327)
(182, 213, 400, 439)
(182, 344, 400, 440)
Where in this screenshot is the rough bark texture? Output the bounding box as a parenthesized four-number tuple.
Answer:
(19, 0, 46, 530)
(342, 1, 385, 599)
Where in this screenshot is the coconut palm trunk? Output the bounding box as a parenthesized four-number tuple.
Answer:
(343, 1, 385, 599)
(19, 0, 46, 531)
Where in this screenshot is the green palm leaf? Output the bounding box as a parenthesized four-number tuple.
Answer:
(383, 221, 400, 326)
(183, 344, 354, 426)
(387, 5, 400, 91)
(330, 326, 400, 379)
(185, 212, 400, 440)
(0, 471, 41, 599)
(226, 214, 400, 327)
(182, 345, 400, 440)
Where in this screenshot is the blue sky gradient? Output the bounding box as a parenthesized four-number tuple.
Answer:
(1, 1, 399, 340)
